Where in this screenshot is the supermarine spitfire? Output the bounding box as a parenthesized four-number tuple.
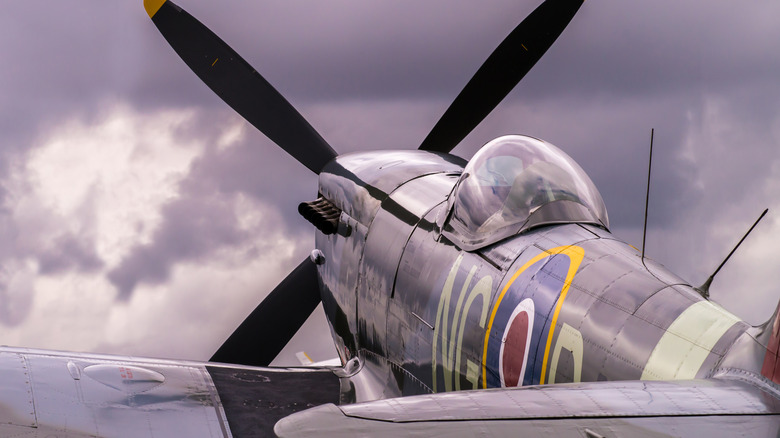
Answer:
(0, 0, 778, 436)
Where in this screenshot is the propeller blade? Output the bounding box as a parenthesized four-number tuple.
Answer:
(418, 0, 584, 154)
(144, 0, 337, 174)
(210, 257, 321, 366)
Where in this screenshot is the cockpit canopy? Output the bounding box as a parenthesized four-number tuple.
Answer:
(442, 135, 609, 250)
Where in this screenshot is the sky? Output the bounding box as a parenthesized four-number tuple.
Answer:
(1, 0, 779, 366)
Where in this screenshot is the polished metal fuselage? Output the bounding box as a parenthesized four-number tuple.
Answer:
(316, 150, 762, 401)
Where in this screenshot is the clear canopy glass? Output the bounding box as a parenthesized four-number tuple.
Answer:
(443, 135, 609, 250)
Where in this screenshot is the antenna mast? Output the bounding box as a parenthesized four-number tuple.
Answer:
(641, 129, 654, 264)
(695, 208, 769, 299)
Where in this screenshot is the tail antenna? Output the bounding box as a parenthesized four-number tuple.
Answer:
(695, 208, 769, 299)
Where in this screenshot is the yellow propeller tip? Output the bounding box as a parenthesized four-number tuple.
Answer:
(144, 0, 166, 18)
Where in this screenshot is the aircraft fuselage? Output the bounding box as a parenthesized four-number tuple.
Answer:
(313, 147, 750, 401)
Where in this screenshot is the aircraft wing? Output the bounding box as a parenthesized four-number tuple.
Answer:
(276, 375, 780, 437)
(3, 347, 778, 437)
(0, 346, 341, 437)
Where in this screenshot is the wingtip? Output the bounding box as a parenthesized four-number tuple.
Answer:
(144, 0, 167, 18)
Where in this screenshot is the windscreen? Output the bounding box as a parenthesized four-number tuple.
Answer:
(445, 135, 608, 250)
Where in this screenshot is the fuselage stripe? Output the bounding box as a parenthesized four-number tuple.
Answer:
(640, 300, 740, 380)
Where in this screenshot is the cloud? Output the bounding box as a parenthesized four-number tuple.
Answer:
(96, 221, 307, 360)
(37, 232, 104, 275)
(1, 234, 309, 360)
(0, 100, 317, 358)
(0, 261, 35, 327)
(107, 193, 251, 299)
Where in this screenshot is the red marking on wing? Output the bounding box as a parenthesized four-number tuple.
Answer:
(502, 311, 529, 387)
(119, 367, 134, 380)
(761, 302, 780, 384)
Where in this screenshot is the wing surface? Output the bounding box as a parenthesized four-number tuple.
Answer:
(276, 377, 780, 437)
(0, 347, 341, 438)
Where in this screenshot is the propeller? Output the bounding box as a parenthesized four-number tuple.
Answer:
(144, 0, 337, 174)
(418, 0, 584, 154)
(210, 257, 321, 366)
(144, 0, 583, 366)
(145, 0, 328, 365)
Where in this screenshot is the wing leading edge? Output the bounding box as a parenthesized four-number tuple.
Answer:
(275, 376, 780, 437)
